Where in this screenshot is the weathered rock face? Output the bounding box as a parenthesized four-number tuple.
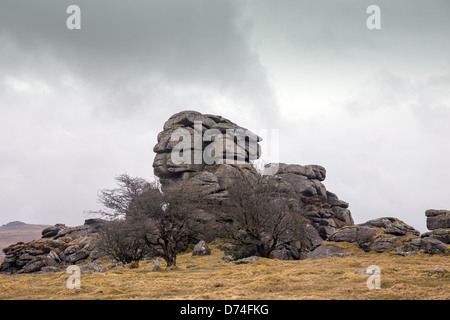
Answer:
(265, 163, 354, 241)
(393, 237, 449, 255)
(152, 111, 355, 259)
(425, 210, 450, 230)
(370, 236, 399, 253)
(305, 244, 351, 260)
(0, 219, 107, 275)
(359, 217, 420, 236)
(328, 217, 420, 243)
(153, 110, 262, 180)
(313, 213, 449, 258)
(421, 209, 450, 246)
(328, 225, 378, 243)
(422, 229, 450, 244)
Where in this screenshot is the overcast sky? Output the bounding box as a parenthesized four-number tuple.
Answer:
(0, 0, 449, 232)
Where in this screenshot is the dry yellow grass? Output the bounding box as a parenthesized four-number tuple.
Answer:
(0, 242, 448, 300)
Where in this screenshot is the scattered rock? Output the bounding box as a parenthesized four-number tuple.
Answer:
(232, 256, 260, 264)
(65, 249, 90, 264)
(90, 246, 106, 261)
(369, 236, 399, 253)
(306, 244, 351, 259)
(150, 265, 163, 272)
(419, 237, 448, 254)
(38, 266, 60, 273)
(394, 237, 449, 255)
(355, 269, 372, 275)
(425, 269, 448, 275)
(186, 264, 198, 268)
(80, 260, 106, 273)
(192, 240, 211, 256)
(20, 258, 45, 274)
(270, 242, 304, 260)
(222, 255, 234, 262)
(108, 262, 125, 269)
(359, 217, 420, 236)
(328, 226, 377, 243)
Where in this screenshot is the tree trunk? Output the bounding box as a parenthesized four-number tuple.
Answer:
(162, 241, 177, 267)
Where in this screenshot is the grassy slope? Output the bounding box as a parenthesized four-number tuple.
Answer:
(0, 242, 448, 300)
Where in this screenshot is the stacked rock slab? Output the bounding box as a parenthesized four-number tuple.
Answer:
(153, 110, 262, 181)
(152, 111, 355, 259)
(313, 213, 449, 258)
(425, 209, 450, 231)
(265, 163, 354, 240)
(422, 209, 450, 245)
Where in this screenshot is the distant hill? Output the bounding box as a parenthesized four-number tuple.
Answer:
(0, 221, 51, 260)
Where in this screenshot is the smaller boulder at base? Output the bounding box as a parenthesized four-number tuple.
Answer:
(192, 240, 211, 256)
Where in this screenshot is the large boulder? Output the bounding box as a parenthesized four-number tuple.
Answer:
(329, 217, 420, 244)
(306, 244, 351, 259)
(422, 228, 450, 244)
(369, 236, 399, 253)
(41, 224, 66, 238)
(359, 217, 420, 236)
(192, 240, 211, 256)
(153, 110, 262, 179)
(425, 210, 450, 230)
(328, 226, 378, 243)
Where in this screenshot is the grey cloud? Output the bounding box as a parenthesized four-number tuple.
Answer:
(0, 0, 281, 226)
(1, 0, 449, 233)
(0, 0, 280, 124)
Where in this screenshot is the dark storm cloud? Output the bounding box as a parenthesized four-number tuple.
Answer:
(1, 0, 245, 80)
(0, 0, 278, 123)
(0, 0, 281, 226)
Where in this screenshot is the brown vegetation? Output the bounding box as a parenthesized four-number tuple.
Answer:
(0, 242, 448, 300)
(0, 223, 51, 260)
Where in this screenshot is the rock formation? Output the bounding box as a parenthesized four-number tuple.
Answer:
(153, 110, 261, 180)
(309, 213, 449, 258)
(0, 219, 106, 274)
(1, 111, 448, 273)
(152, 111, 354, 259)
(421, 209, 450, 245)
(153, 111, 447, 260)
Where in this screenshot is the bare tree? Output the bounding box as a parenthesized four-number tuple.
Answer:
(92, 174, 205, 267)
(141, 183, 204, 267)
(220, 176, 303, 259)
(94, 174, 163, 220)
(96, 218, 148, 264)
